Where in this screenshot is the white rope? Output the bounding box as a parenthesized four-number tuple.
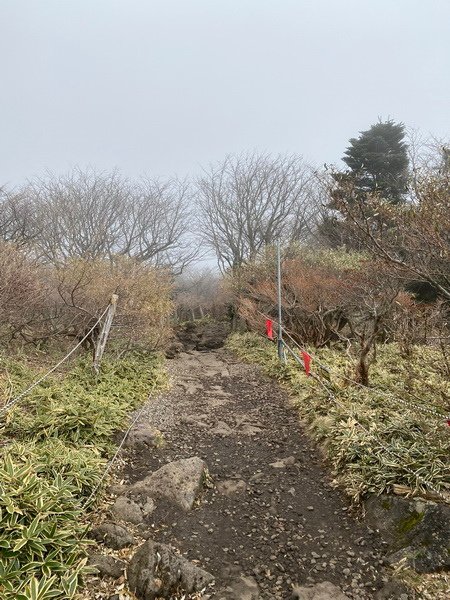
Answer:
(83, 402, 148, 509)
(258, 309, 449, 422)
(280, 325, 450, 422)
(0, 305, 110, 417)
(282, 339, 449, 504)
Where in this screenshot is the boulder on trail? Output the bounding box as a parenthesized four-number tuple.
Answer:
(292, 581, 350, 600)
(90, 522, 134, 549)
(122, 424, 164, 451)
(128, 456, 208, 511)
(365, 494, 450, 572)
(176, 320, 231, 351)
(110, 496, 143, 524)
(127, 539, 214, 600)
(88, 553, 125, 579)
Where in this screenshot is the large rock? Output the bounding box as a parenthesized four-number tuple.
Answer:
(127, 539, 214, 600)
(365, 495, 450, 573)
(90, 522, 134, 549)
(111, 496, 143, 524)
(293, 582, 350, 600)
(88, 553, 125, 578)
(128, 457, 208, 511)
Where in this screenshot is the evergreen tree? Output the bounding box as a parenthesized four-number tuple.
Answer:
(340, 120, 409, 203)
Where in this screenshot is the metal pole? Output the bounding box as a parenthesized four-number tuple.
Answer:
(276, 240, 284, 362)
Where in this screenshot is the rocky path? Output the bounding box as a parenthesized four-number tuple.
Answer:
(89, 350, 405, 600)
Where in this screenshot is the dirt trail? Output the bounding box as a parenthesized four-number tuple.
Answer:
(118, 349, 392, 599)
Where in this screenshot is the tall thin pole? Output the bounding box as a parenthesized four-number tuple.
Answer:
(276, 240, 284, 361)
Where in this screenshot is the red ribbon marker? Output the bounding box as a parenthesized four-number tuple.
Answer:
(265, 319, 274, 340)
(447, 419, 450, 427)
(300, 350, 312, 376)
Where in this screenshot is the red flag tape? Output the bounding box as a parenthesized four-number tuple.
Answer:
(300, 350, 312, 376)
(265, 319, 274, 340)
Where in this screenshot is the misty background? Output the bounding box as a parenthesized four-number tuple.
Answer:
(1, 0, 449, 187)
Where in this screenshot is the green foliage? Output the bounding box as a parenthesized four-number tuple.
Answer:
(4, 352, 165, 451)
(227, 333, 450, 503)
(0, 351, 166, 598)
(0, 454, 88, 599)
(341, 119, 409, 203)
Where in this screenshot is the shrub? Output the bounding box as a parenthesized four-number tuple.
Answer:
(0, 242, 48, 343)
(53, 257, 173, 350)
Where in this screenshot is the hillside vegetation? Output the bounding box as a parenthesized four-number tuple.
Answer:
(0, 351, 166, 599)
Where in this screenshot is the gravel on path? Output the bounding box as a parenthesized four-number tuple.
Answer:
(120, 350, 391, 599)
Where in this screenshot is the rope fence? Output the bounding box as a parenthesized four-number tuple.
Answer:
(0, 304, 110, 417)
(0, 293, 154, 511)
(281, 324, 450, 424)
(259, 309, 450, 424)
(281, 336, 449, 504)
(83, 402, 148, 509)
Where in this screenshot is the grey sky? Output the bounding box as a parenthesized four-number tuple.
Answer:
(1, 0, 449, 186)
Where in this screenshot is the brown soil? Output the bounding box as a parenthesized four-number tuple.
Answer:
(118, 350, 393, 599)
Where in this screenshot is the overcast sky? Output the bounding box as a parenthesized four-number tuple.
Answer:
(1, 0, 449, 187)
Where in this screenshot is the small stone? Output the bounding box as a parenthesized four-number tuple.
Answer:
(90, 523, 134, 550)
(269, 456, 296, 469)
(211, 421, 234, 436)
(217, 479, 247, 497)
(110, 496, 143, 524)
(142, 497, 156, 516)
(88, 554, 125, 579)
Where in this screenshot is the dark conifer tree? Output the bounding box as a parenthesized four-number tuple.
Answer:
(341, 120, 409, 203)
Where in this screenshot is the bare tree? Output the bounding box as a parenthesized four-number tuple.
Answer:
(334, 172, 450, 303)
(17, 168, 196, 272)
(196, 153, 318, 272)
(25, 168, 128, 263)
(0, 187, 38, 245)
(119, 177, 198, 273)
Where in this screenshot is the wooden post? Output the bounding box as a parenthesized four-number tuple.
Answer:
(93, 294, 118, 374)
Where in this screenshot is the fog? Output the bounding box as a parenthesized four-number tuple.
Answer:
(1, 0, 449, 185)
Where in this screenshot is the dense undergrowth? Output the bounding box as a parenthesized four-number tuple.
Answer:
(0, 351, 166, 600)
(227, 333, 450, 504)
